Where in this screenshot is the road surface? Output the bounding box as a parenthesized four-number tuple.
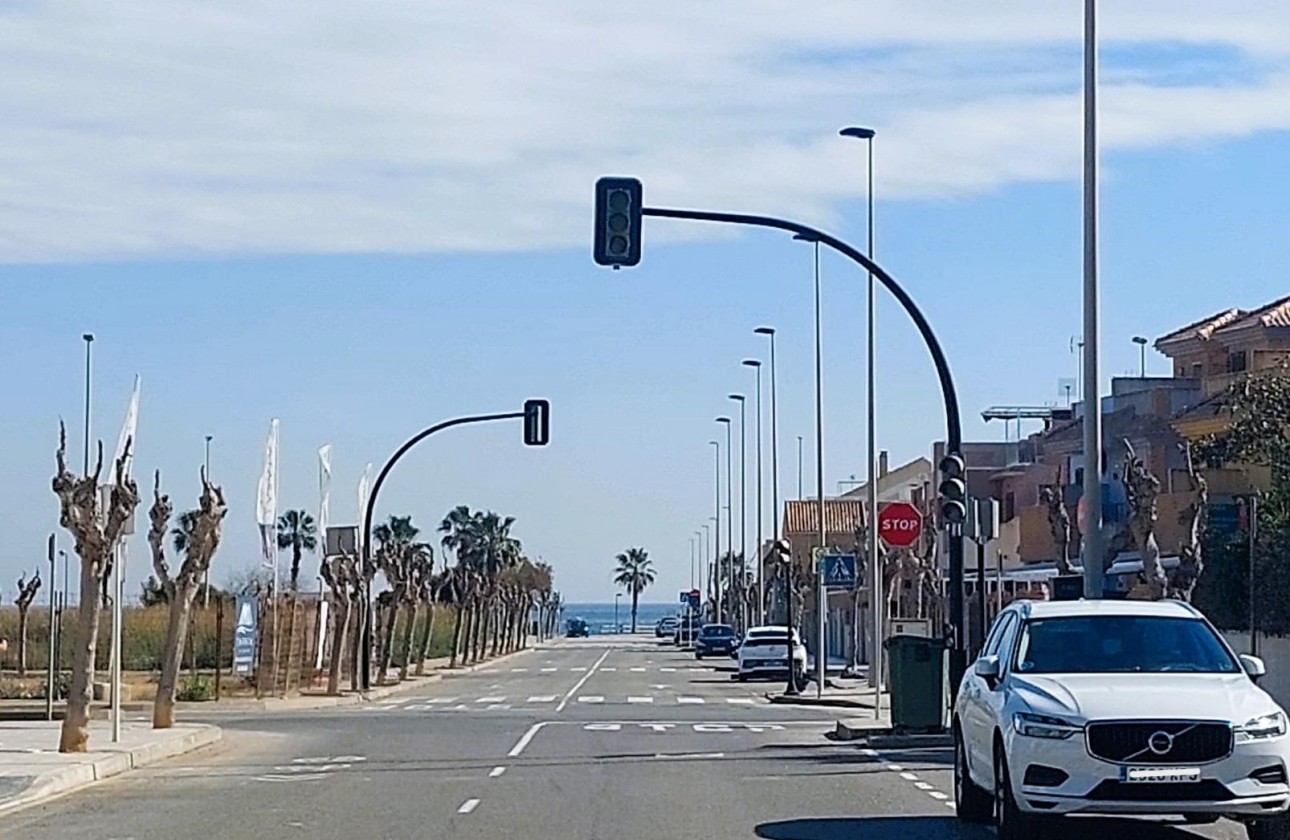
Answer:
(2, 636, 1255, 839)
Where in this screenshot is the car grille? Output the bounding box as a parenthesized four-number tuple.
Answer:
(1087, 779, 1233, 802)
(1086, 721, 1232, 765)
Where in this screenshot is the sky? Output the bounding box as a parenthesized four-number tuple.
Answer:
(4, 1, 1290, 604)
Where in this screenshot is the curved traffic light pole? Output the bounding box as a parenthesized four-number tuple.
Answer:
(641, 205, 968, 700)
(358, 409, 531, 691)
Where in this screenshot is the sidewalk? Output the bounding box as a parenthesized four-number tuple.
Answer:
(0, 720, 221, 816)
(765, 676, 889, 711)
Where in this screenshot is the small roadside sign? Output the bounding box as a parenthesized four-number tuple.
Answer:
(816, 552, 857, 590)
(686, 590, 701, 610)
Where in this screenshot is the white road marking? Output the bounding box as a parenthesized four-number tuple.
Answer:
(477, 697, 506, 704)
(641, 723, 676, 732)
(630, 667, 647, 672)
(860, 748, 879, 756)
(526, 695, 557, 703)
(451, 704, 469, 711)
(652, 752, 725, 760)
(489, 766, 507, 778)
(458, 799, 480, 814)
(726, 698, 755, 705)
(687, 667, 706, 672)
(694, 724, 732, 732)
(628, 696, 654, 704)
(915, 782, 934, 790)
(511, 668, 528, 673)
(928, 791, 949, 800)
(485, 704, 510, 710)
(887, 764, 904, 772)
(651, 684, 670, 690)
(901, 772, 919, 781)
(660, 667, 677, 672)
(585, 723, 621, 731)
(578, 696, 604, 704)
(556, 648, 612, 712)
(424, 697, 458, 704)
(677, 696, 705, 704)
(507, 722, 547, 757)
(570, 666, 587, 672)
(742, 724, 785, 732)
(601, 666, 617, 672)
(541, 667, 558, 672)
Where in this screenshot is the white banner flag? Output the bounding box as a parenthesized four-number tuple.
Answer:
(256, 419, 280, 570)
(113, 375, 141, 481)
(318, 444, 332, 563)
(357, 462, 372, 553)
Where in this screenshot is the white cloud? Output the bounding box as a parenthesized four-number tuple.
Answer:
(2, 0, 1290, 261)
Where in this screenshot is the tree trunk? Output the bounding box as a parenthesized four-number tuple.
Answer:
(397, 601, 416, 681)
(377, 598, 399, 685)
(327, 599, 348, 696)
(154, 583, 196, 728)
(348, 598, 363, 693)
(17, 608, 29, 676)
(58, 562, 103, 752)
(415, 604, 437, 676)
(631, 592, 639, 634)
(449, 604, 463, 668)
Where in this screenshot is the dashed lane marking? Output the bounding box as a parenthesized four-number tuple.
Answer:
(477, 697, 506, 704)
(578, 696, 605, 704)
(458, 799, 480, 814)
(677, 697, 704, 704)
(489, 766, 506, 778)
(527, 695, 557, 703)
(627, 696, 654, 704)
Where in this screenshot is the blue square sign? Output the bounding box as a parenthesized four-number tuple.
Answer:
(818, 553, 857, 590)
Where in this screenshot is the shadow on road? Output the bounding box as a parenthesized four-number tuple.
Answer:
(755, 815, 1213, 840)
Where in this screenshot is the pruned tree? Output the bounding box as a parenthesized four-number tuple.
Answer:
(15, 571, 41, 675)
(1122, 439, 1166, 600)
(1169, 443, 1208, 601)
(1040, 483, 1074, 575)
(51, 423, 139, 752)
(146, 469, 227, 728)
(320, 553, 356, 696)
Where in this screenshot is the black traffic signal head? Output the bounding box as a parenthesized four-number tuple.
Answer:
(772, 538, 792, 563)
(593, 177, 643, 268)
(523, 399, 550, 446)
(938, 453, 966, 525)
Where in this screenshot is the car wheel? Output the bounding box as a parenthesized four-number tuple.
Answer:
(954, 728, 992, 824)
(736, 673, 747, 682)
(695, 652, 703, 660)
(1247, 815, 1290, 840)
(994, 742, 1041, 840)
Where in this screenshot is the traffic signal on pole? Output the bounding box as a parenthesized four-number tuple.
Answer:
(772, 538, 792, 565)
(523, 399, 550, 446)
(938, 453, 967, 526)
(593, 177, 643, 268)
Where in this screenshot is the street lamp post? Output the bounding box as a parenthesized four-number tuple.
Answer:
(82, 333, 94, 476)
(729, 394, 747, 631)
(709, 441, 721, 622)
(793, 233, 829, 697)
(797, 436, 804, 499)
(1082, 0, 1104, 600)
(841, 124, 883, 695)
(1133, 336, 1148, 378)
(701, 523, 712, 619)
(615, 593, 622, 633)
(689, 536, 697, 593)
(742, 359, 765, 624)
(716, 417, 733, 625)
(754, 327, 781, 622)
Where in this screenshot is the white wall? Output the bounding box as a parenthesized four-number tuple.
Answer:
(1223, 631, 1290, 710)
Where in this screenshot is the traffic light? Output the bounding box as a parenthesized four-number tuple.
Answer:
(772, 538, 792, 564)
(593, 177, 642, 268)
(938, 453, 967, 525)
(523, 399, 550, 446)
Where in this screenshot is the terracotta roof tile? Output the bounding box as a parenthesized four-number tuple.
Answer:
(1214, 295, 1290, 334)
(1155, 308, 1245, 346)
(783, 499, 867, 535)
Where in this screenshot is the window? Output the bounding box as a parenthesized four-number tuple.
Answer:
(1228, 351, 1248, 373)
(981, 613, 1016, 660)
(1004, 492, 1016, 521)
(1014, 616, 1238, 674)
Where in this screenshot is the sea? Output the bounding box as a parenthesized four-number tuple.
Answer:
(561, 602, 681, 634)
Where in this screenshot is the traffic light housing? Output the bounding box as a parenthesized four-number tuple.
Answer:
(938, 453, 967, 526)
(772, 538, 792, 564)
(523, 399, 550, 446)
(593, 177, 642, 268)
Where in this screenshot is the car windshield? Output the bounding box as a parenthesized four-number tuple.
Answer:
(1014, 616, 1239, 674)
(744, 635, 789, 646)
(702, 626, 734, 637)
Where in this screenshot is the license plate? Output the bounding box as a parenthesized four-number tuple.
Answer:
(1122, 767, 1201, 784)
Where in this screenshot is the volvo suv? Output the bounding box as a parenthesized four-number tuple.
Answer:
(953, 599, 1290, 840)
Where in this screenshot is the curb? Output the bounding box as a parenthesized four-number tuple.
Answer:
(832, 719, 952, 748)
(0, 724, 221, 817)
(766, 693, 872, 710)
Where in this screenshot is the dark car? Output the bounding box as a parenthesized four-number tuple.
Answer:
(565, 617, 590, 637)
(694, 624, 737, 659)
(673, 617, 700, 647)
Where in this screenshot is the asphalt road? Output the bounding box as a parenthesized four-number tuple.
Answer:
(0, 635, 1260, 840)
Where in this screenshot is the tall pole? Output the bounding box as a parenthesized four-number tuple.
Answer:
(1081, 0, 1104, 600)
(710, 440, 722, 622)
(755, 327, 781, 619)
(797, 436, 804, 499)
(811, 238, 827, 697)
(730, 394, 747, 631)
(744, 359, 765, 625)
(82, 333, 94, 476)
(203, 434, 213, 610)
(718, 417, 734, 625)
(1250, 495, 1259, 656)
(46, 534, 55, 721)
(702, 522, 712, 620)
(690, 536, 697, 593)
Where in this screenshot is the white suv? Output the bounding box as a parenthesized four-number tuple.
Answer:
(736, 625, 807, 684)
(953, 599, 1290, 840)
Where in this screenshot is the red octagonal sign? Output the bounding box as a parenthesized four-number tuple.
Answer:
(877, 501, 923, 548)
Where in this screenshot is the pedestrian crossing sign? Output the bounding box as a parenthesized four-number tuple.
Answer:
(816, 551, 857, 590)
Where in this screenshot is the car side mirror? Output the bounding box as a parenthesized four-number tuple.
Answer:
(1241, 654, 1267, 680)
(974, 655, 1001, 686)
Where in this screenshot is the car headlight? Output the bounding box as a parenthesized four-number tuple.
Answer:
(1013, 712, 1082, 740)
(1237, 711, 1287, 742)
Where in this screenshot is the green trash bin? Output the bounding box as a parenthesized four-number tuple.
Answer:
(884, 635, 947, 732)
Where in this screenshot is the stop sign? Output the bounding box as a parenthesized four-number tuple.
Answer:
(877, 501, 923, 548)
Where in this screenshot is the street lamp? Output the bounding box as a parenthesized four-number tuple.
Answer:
(716, 416, 733, 625)
(1132, 336, 1148, 378)
(203, 434, 214, 609)
(701, 524, 712, 618)
(797, 435, 804, 499)
(793, 231, 829, 696)
(754, 327, 781, 618)
(728, 394, 747, 631)
(709, 440, 721, 622)
(689, 535, 697, 593)
(841, 124, 883, 695)
(1080, 0, 1105, 601)
(742, 359, 765, 624)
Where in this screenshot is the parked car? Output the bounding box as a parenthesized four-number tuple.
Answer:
(953, 598, 1290, 840)
(673, 617, 700, 647)
(694, 624, 737, 659)
(564, 617, 590, 638)
(736, 625, 807, 685)
(656, 616, 679, 638)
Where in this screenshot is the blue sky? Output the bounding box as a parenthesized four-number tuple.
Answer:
(4, 2, 1290, 603)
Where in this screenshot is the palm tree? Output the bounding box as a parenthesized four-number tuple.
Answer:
(613, 547, 655, 633)
(276, 510, 318, 592)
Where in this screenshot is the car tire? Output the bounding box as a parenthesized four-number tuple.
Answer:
(994, 743, 1041, 840)
(695, 652, 703, 660)
(954, 728, 992, 824)
(1247, 815, 1290, 840)
(736, 673, 747, 682)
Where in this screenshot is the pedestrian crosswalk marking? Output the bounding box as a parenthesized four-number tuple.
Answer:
(570, 666, 587, 672)
(510, 668, 528, 672)
(526, 695, 557, 703)
(485, 704, 510, 710)
(628, 696, 654, 704)
(578, 695, 604, 703)
(677, 697, 704, 704)
(424, 697, 458, 704)
(541, 667, 557, 672)
(660, 667, 677, 672)
(477, 697, 506, 704)
(601, 666, 617, 672)
(630, 667, 646, 672)
(726, 698, 756, 705)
